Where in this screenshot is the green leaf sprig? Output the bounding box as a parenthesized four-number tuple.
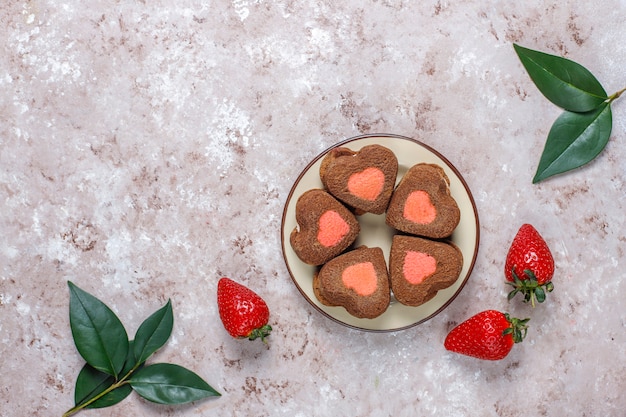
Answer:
(513, 44, 624, 183)
(63, 282, 220, 417)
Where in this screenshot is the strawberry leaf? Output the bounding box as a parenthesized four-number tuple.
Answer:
(129, 363, 221, 404)
(248, 324, 272, 343)
(514, 44, 608, 112)
(504, 314, 530, 344)
(533, 103, 612, 183)
(506, 289, 518, 301)
(535, 287, 546, 303)
(68, 281, 129, 378)
(133, 299, 173, 365)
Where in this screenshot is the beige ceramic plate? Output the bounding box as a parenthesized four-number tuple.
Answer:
(281, 134, 480, 332)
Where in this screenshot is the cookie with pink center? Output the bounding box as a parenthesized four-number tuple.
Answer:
(290, 189, 360, 265)
(313, 246, 390, 319)
(386, 163, 460, 238)
(389, 235, 463, 307)
(319, 144, 398, 215)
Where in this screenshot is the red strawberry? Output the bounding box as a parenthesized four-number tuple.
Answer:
(504, 223, 555, 307)
(444, 310, 529, 360)
(217, 277, 272, 342)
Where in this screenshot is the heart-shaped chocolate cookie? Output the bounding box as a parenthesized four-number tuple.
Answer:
(290, 189, 360, 265)
(319, 144, 398, 215)
(313, 246, 390, 319)
(389, 235, 463, 307)
(385, 163, 460, 238)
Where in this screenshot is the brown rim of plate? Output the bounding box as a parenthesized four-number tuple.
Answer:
(280, 133, 480, 332)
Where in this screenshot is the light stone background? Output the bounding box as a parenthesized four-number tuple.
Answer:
(2, 1, 626, 416)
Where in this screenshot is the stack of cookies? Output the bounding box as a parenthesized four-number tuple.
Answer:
(290, 144, 463, 319)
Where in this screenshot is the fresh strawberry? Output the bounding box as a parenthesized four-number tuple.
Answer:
(444, 310, 529, 360)
(217, 277, 272, 342)
(504, 223, 555, 307)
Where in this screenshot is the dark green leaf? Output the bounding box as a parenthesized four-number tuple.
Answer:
(134, 299, 173, 365)
(74, 340, 142, 408)
(120, 340, 142, 376)
(74, 364, 131, 409)
(68, 281, 129, 378)
(129, 363, 221, 404)
(533, 103, 612, 183)
(514, 44, 608, 112)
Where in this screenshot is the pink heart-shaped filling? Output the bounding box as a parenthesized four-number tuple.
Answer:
(403, 251, 437, 284)
(347, 167, 385, 202)
(317, 210, 350, 247)
(342, 262, 377, 296)
(403, 190, 437, 224)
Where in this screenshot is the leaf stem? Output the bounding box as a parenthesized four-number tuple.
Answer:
(62, 381, 125, 417)
(608, 87, 626, 103)
(61, 364, 140, 417)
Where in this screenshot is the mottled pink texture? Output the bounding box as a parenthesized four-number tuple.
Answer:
(1, 1, 625, 416)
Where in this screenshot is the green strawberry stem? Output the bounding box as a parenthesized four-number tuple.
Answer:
(506, 268, 554, 308)
(247, 324, 272, 343)
(503, 313, 530, 343)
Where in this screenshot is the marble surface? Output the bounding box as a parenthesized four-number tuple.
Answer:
(2, 1, 626, 416)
